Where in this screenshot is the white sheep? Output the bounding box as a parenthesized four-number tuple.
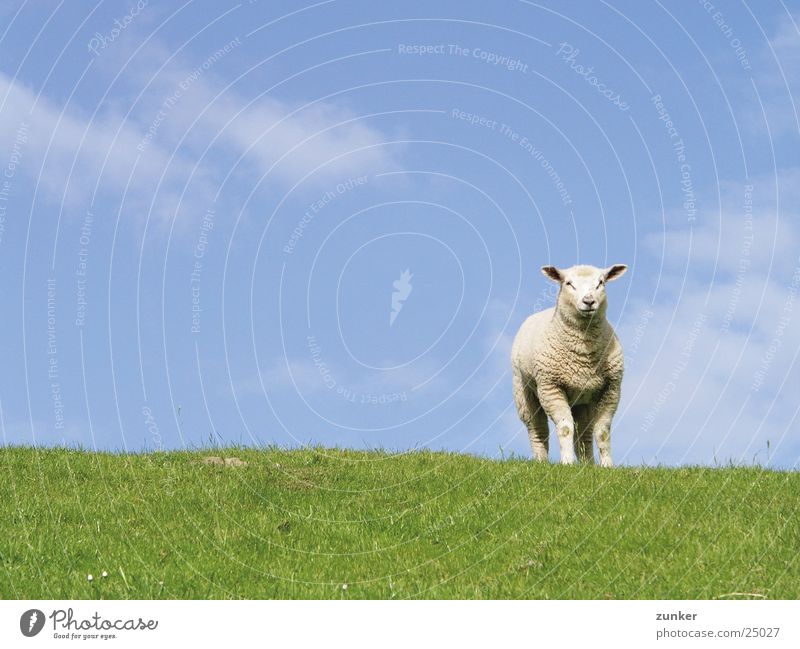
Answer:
(511, 264, 628, 467)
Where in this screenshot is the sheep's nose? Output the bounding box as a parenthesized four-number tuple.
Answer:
(582, 295, 596, 306)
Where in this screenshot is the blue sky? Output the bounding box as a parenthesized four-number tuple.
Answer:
(0, 0, 798, 468)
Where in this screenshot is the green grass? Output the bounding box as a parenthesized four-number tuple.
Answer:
(1, 446, 798, 599)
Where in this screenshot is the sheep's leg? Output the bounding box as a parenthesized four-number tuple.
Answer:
(513, 371, 549, 461)
(593, 419, 613, 468)
(591, 413, 614, 468)
(529, 406, 549, 462)
(537, 385, 576, 465)
(572, 405, 595, 464)
(592, 380, 622, 468)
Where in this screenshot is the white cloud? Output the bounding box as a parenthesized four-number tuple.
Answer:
(616, 174, 800, 467)
(741, 11, 800, 137)
(0, 70, 197, 217)
(767, 11, 800, 84)
(130, 59, 402, 189)
(0, 38, 401, 221)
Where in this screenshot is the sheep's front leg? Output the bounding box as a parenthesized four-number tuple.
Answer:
(592, 380, 622, 468)
(537, 385, 575, 465)
(593, 418, 613, 468)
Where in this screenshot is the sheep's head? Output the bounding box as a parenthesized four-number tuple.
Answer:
(541, 264, 627, 319)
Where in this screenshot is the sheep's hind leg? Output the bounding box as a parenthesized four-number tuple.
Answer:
(513, 372, 549, 461)
(572, 405, 595, 464)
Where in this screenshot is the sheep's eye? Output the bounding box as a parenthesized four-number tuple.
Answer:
(565, 281, 575, 289)
(597, 280, 604, 288)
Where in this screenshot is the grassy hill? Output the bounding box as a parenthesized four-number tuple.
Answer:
(1, 446, 798, 599)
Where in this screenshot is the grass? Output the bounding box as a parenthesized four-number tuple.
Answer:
(1, 446, 798, 599)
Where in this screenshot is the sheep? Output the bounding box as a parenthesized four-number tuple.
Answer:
(511, 264, 628, 467)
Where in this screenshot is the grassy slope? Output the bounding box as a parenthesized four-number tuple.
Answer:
(1, 447, 798, 599)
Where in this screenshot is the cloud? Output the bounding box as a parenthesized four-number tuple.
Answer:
(766, 11, 800, 83)
(617, 173, 800, 468)
(616, 283, 799, 468)
(90, 29, 403, 189)
(742, 11, 800, 137)
(644, 172, 800, 278)
(207, 94, 401, 185)
(0, 34, 401, 222)
(0, 70, 202, 224)
(129, 59, 402, 189)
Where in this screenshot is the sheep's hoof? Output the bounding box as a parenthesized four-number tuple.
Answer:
(560, 455, 577, 465)
(599, 456, 613, 468)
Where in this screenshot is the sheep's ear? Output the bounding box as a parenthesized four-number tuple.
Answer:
(541, 265, 563, 282)
(604, 264, 628, 282)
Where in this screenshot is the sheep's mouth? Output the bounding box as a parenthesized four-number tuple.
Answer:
(577, 306, 598, 315)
